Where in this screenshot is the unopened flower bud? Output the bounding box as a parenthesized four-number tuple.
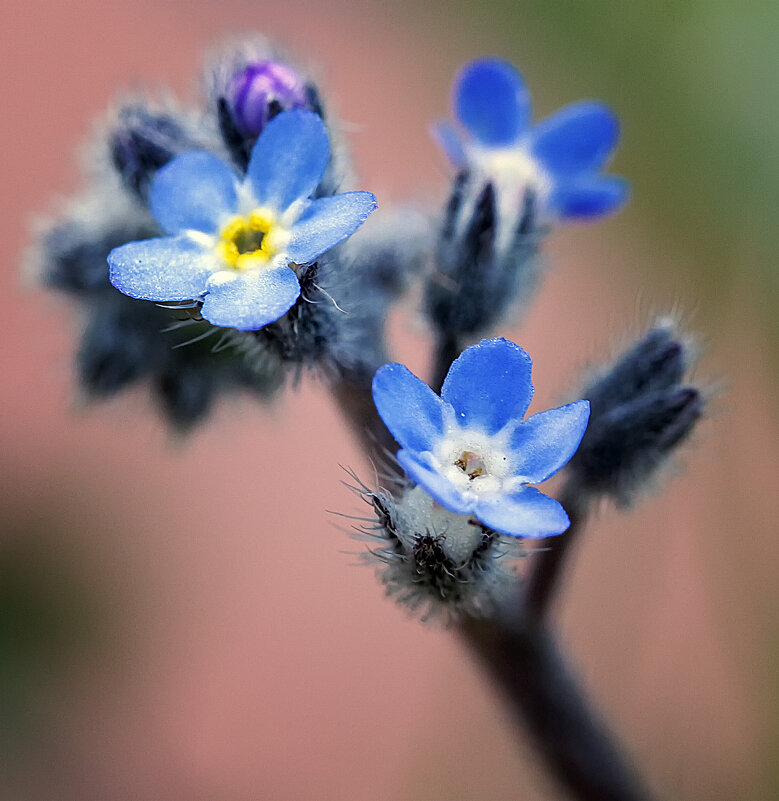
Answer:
(155, 364, 215, 431)
(585, 321, 687, 417)
(78, 300, 161, 397)
(43, 217, 156, 295)
(227, 61, 309, 138)
(569, 322, 703, 504)
(110, 105, 194, 199)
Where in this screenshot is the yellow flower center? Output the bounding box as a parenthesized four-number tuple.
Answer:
(215, 209, 286, 271)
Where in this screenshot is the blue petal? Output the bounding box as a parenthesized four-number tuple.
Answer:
(150, 152, 238, 235)
(455, 58, 530, 147)
(200, 264, 300, 330)
(246, 109, 329, 213)
(286, 192, 377, 264)
(551, 176, 630, 220)
(431, 120, 467, 167)
(509, 400, 590, 483)
(441, 338, 534, 435)
(397, 451, 473, 515)
(531, 101, 620, 177)
(108, 236, 217, 301)
(372, 363, 447, 454)
(474, 486, 570, 539)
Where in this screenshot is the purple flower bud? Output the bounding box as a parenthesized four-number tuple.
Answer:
(228, 61, 309, 137)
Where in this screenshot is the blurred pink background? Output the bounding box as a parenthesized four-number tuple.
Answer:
(2, 1, 777, 799)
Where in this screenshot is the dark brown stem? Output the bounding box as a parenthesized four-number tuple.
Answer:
(459, 609, 655, 801)
(524, 481, 587, 619)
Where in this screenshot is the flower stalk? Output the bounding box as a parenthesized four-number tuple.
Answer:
(31, 41, 708, 801)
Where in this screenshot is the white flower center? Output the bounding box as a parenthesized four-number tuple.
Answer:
(467, 142, 554, 247)
(430, 422, 517, 502)
(473, 145, 541, 187)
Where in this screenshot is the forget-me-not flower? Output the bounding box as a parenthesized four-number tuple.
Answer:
(434, 57, 628, 223)
(108, 109, 377, 331)
(372, 338, 590, 538)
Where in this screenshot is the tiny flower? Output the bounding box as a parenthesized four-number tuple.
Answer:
(434, 57, 629, 223)
(372, 338, 590, 538)
(108, 109, 377, 331)
(227, 60, 309, 138)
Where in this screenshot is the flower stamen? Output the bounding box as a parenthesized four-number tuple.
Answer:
(454, 450, 486, 480)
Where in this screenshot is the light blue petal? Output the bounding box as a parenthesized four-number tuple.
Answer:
(397, 451, 473, 515)
(531, 102, 620, 177)
(108, 236, 217, 301)
(286, 192, 377, 264)
(551, 176, 630, 220)
(455, 58, 530, 147)
(431, 120, 467, 167)
(474, 486, 569, 539)
(509, 400, 590, 484)
(246, 109, 329, 212)
(150, 152, 238, 235)
(372, 363, 447, 454)
(441, 338, 534, 435)
(200, 265, 300, 331)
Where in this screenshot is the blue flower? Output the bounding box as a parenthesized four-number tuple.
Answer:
(108, 109, 377, 331)
(372, 338, 590, 538)
(434, 58, 629, 222)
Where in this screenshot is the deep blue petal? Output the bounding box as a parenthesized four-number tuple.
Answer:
(396, 451, 474, 515)
(474, 486, 569, 538)
(431, 120, 467, 167)
(150, 152, 238, 236)
(246, 109, 329, 212)
(441, 338, 534, 435)
(286, 192, 377, 264)
(455, 58, 530, 147)
(200, 264, 300, 330)
(551, 176, 630, 220)
(531, 101, 620, 177)
(108, 236, 217, 301)
(372, 363, 447, 454)
(509, 400, 590, 483)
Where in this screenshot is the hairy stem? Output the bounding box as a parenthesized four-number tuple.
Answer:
(524, 480, 587, 619)
(332, 369, 654, 801)
(459, 610, 655, 801)
(330, 364, 404, 483)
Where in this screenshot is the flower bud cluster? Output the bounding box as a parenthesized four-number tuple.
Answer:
(204, 37, 324, 173)
(31, 38, 402, 428)
(31, 185, 283, 429)
(568, 319, 704, 504)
